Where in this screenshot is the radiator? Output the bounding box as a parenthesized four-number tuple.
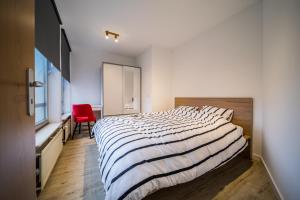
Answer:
(63, 119, 71, 143)
(40, 128, 63, 189)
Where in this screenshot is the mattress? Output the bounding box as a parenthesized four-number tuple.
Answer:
(93, 108, 247, 200)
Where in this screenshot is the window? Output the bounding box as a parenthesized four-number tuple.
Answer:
(35, 49, 48, 126)
(61, 77, 64, 114)
(61, 77, 71, 114)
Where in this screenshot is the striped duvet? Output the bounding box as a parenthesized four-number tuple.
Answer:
(93, 108, 247, 200)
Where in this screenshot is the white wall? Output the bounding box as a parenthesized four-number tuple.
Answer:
(137, 46, 172, 112)
(262, 0, 300, 199)
(71, 46, 136, 105)
(171, 3, 263, 155)
(137, 48, 152, 112)
(152, 47, 173, 112)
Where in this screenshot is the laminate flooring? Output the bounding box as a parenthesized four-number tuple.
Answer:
(38, 131, 278, 200)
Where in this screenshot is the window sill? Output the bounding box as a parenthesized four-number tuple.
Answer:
(61, 113, 71, 121)
(35, 120, 49, 132)
(35, 122, 62, 149)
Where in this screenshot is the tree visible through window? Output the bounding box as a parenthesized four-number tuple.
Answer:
(35, 49, 48, 126)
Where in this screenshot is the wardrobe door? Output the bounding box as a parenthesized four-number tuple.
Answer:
(103, 63, 123, 116)
(123, 66, 140, 114)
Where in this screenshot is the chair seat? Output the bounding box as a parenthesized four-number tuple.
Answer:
(75, 116, 89, 122)
(75, 116, 96, 123)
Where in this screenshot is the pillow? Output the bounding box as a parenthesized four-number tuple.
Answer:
(172, 106, 199, 116)
(174, 106, 199, 112)
(201, 105, 234, 121)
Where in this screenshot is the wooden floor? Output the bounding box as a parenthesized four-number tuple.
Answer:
(38, 131, 278, 200)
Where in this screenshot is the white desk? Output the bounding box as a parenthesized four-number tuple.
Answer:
(91, 105, 102, 119)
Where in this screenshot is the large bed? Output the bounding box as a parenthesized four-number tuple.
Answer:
(93, 98, 253, 200)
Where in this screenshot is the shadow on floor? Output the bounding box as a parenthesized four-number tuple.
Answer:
(145, 156, 252, 200)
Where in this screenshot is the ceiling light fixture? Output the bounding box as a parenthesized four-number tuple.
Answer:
(105, 30, 119, 43)
(114, 36, 119, 43)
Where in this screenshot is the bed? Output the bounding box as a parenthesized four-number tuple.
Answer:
(93, 97, 253, 200)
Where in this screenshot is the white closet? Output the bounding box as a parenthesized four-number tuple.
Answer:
(103, 63, 140, 116)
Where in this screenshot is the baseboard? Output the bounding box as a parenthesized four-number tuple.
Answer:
(252, 153, 261, 161)
(252, 153, 284, 200)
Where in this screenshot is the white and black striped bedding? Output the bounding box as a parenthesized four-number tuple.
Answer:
(93, 108, 247, 200)
(202, 105, 234, 121)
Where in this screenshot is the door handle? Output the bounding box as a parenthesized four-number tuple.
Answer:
(29, 81, 44, 87)
(27, 68, 43, 116)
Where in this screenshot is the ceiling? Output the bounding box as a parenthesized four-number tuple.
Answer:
(55, 0, 259, 57)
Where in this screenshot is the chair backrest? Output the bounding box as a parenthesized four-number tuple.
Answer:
(72, 104, 94, 118)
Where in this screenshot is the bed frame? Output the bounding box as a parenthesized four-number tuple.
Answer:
(175, 97, 253, 140)
(144, 97, 253, 200)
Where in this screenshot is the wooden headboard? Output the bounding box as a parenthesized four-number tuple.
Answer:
(175, 97, 253, 139)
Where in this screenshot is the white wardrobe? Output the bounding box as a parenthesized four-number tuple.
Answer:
(103, 63, 141, 116)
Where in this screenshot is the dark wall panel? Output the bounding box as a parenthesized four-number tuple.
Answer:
(61, 29, 71, 82)
(35, 0, 61, 69)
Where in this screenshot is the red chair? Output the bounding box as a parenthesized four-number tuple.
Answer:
(72, 104, 96, 139)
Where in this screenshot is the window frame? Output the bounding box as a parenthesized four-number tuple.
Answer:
(35, 117, 49, 131)
(35, 102, 49, 130)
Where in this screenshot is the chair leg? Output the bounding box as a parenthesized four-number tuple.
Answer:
(79, 123, 81, 134)
(72, 123, 78, 139)
(91, 120, 96, 137)
(88, 122, 92, 139)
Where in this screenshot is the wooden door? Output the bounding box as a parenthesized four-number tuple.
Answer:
(0, 0, 36, 199)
